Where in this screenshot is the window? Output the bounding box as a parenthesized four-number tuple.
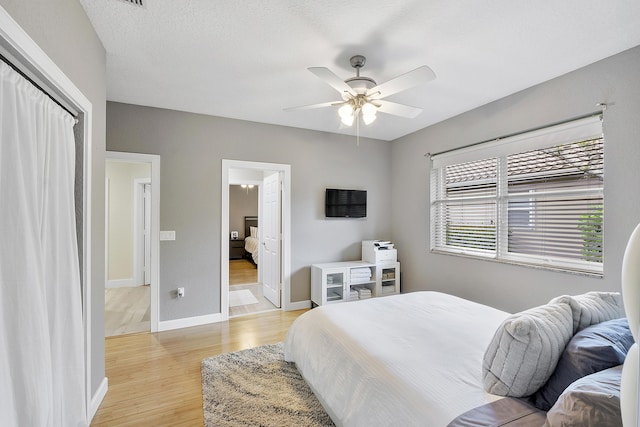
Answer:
(430, 115, 604, 275)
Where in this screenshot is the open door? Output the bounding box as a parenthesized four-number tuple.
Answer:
(261, 172, 281, 308)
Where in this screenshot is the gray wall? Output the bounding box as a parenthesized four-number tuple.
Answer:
(229, 185, 258, 239)
(0, 0, 107, 402)
(391, 46, 640, 313)
(106, 103, 392, 320)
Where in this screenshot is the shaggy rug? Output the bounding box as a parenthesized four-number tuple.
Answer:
(201, 343, 334, 427)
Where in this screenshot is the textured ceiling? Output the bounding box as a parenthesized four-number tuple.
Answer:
(79, 0, 640, 141)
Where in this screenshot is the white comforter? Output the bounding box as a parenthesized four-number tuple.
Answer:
(284, 291, 510, 427)
(244, 236, 259, 264)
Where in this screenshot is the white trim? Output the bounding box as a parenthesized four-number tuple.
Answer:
(222, 160, 293, 320)
(286, 300, 312, 310)
(106, 152, 160, 333)
(0, 5, 95, 422)
(88, 377, 108, 421)
(158, 313, 224, 331)
(106, 278, 135, 288)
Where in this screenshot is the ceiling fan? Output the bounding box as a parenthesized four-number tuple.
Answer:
(285, 55, 436, 127)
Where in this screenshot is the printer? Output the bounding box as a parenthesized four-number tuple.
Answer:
(362, 240, 397, 264)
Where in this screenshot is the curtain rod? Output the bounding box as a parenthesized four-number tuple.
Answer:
(424, 107, 606, 158)
(0, 52, 79, 122)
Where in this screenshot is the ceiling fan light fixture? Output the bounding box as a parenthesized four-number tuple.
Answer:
(361, 102, 377, 116)
(338, 103, 353, 119)
(338, 103, 355, 126)
(341, 113, 355, 127)
(287, 55, 435, 135)
(362, 112, 376, 125)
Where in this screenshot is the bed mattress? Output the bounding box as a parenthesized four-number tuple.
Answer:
(284, 291, 510, 427)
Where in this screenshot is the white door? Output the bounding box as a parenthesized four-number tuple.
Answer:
(135, 180, 152, 286)
(143, 183, 151, 285)
(262, 172, 281, 307)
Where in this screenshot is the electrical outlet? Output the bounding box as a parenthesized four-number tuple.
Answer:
(177, 287, 185, 298)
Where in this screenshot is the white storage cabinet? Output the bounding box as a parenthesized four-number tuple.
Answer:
(377, 261, 400, 297)
(311, 261, 376, 306)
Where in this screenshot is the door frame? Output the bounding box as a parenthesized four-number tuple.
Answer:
(106, 151, 160, 333)
(0, 6, 96, 420)
(221, 160, 291, 320)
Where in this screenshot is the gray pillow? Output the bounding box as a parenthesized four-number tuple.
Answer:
(544, 365, 623, 427)
(533, 317, 633, 410)
(483, 302, 574, 397)
(550, 292, 624, 334)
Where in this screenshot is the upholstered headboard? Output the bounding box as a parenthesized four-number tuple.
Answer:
(621, 223, 640, 427)
(244, 216, 258, 239)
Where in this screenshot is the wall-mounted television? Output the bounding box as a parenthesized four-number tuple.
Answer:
(325, 188, 367, 218)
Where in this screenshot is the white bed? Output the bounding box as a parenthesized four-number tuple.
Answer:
(244, 234, 259, 264)
(284, 291, 510, 426)
(244, 216, 259, 264)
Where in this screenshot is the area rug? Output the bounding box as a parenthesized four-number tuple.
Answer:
(228, 289, 259, 307)
(201, 343, 334, 427)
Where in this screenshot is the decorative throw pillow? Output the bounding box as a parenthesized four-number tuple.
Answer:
(550, 292, 624, 334)
(533, 317, 633, 410)
(483, 302, 574, 397)
(543, 365, 623, 427)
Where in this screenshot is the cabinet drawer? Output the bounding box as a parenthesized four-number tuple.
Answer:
(229, 239, 245, 259)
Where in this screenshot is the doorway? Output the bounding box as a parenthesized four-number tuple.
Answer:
(221, 160, 291, 320)
(105, 152, 160, 335)
(227, 182, 283, 317)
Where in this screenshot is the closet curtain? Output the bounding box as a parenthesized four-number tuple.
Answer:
(0, 61, 86, 426)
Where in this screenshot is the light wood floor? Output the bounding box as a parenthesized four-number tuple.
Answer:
(229, 258, 257, 285)
(104, 260, 258, 338)
(105, 286, 150, 337)
(91, 309, 307, 426)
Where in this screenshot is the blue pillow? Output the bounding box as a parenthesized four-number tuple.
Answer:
(533, 317, 633, 411)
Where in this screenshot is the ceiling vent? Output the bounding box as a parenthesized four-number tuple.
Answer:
(116, 0, 146, 8)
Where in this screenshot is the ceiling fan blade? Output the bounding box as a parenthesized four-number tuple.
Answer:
(375, 100, 423, 118)
(308, 67, 356, 97)
(284, 101, 344, 111)
(368, 65, 436, 99)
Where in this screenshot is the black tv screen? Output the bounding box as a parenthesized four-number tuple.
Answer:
(325, 188, 367, 218)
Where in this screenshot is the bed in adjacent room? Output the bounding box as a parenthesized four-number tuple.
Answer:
(284, 289, 633, 426)
(244, 216, 259, 265)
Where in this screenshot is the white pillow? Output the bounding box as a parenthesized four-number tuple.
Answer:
(483, 301, 574, 397)
(550, 292, 624, 334)
(250, 226, 257, 238)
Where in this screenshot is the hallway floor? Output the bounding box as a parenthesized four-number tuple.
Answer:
(229, 259, 278, 317)
(105, 285, 150, 337)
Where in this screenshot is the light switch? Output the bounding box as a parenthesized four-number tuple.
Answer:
(160, 230, 176, 241)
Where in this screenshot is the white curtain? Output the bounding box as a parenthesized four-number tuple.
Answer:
(0, 61, 87, 426)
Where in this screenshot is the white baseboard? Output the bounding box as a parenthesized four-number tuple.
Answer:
(106, 278, 135, 288)
(285, 300, 311, 311)
(88, 376, 108, 422)
(158, 313, 224, 331)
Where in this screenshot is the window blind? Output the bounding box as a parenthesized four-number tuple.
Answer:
(430, 115, 604, 275)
